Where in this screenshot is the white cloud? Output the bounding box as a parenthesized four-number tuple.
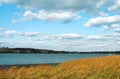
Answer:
(85, 15, 120, 27)
(96, 1, 107, 8)
(114, 27, 120, 32)
(86, 35, 110, 41)
(108, 0, 120, 11)
(39, 33, 83, 41)
(13, 10, 79, 23)
(2, 0, 110, 12)
(110, 24, 119, 28)
(2, 0, 116, 23)
(102, 33, 120, 41)
(110, 24, 120, 32)
(5, 30, 19, 36)
(23, 32, 41, 37)
(54, 33, 83, 40)
(103, 24, 119, 30)
(1, 28, 120, 51)
(4, 30, 41, 37)
(103, 25, 110, 30)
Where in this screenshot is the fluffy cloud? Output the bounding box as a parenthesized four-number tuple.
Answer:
(86, 35, 110, 41)
(23, 32, 41, 37)
(103, 24, 119, 30)
(103, 25, 110, 30)
(54, 33, 83, 40)
(114, 28, 120, 33)
(5, 30, 19, 36)
(2, 0, 117, 23)
(43, 33, 83, 40)
(2, 29, 120, 42)
(1, 28, 120, 51)
(2, 0, 110, 11)
(85, 15, 120, 27)
(108, 0, 120, 11)
(102, 33, 120, 41)
(13, 10, 78, 23)
(4, 30, 41, 37)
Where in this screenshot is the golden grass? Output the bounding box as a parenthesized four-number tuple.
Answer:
(0, 56, 120, 79)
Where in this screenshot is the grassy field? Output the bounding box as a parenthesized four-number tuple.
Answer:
(0, 56, 120, 79)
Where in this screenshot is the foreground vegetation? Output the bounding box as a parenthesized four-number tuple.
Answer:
(0, 56, 120, 79)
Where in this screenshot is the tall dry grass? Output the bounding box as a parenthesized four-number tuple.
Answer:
(0, 56, 120, 79)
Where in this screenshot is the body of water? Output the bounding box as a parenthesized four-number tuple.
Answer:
(0, 54, 111, 65)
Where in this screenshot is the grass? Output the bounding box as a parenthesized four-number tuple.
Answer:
(0, 56, 120, 79)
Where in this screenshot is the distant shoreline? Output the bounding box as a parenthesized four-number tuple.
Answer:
(0, 47, 120, 54)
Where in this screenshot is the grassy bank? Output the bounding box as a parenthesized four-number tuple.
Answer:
(0, 56, 120, 79)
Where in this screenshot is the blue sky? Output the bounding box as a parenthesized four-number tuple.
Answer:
(0, 0, 120, 51)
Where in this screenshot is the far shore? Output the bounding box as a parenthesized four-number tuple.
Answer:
(0, 47, 120, 54)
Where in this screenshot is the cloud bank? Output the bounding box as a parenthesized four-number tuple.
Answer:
(1, 0, 118, 23)
(0, 28, 120, 51)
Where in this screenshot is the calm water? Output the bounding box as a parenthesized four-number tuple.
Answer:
(0, 54, 111, 65)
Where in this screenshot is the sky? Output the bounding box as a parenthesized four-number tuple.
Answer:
(0, 0, 120, 51)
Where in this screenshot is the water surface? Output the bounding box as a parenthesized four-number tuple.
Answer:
(0, 53, 110, 65)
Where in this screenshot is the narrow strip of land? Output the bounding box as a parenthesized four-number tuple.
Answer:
(0, 63, 59, 69)
(0, 48, 120, 54)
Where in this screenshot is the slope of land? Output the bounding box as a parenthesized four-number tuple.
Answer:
(0, 47, 120, 54)
(0, 56, 120, 79)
